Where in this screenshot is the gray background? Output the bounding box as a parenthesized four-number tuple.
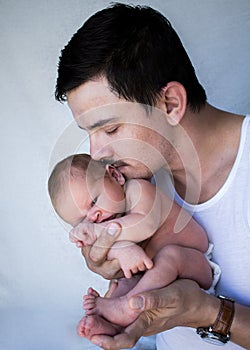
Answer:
(1, 1, 250, 349)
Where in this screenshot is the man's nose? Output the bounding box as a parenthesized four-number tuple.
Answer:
(89, 133, 112, 161)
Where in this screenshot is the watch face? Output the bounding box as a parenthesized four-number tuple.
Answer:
(202, 335, 226, 346)
(197, 328, 228, 346)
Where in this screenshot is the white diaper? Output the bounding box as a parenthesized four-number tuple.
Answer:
(204, 243, 221, 294)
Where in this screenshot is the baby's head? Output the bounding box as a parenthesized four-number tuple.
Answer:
(48, 153, 126, 226)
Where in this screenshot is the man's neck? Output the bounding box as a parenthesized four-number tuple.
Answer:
(168, 103, 244, 204)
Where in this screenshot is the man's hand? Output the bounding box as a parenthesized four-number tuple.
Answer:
(90, 279, 219, 350)
(80, 222, 124, 280)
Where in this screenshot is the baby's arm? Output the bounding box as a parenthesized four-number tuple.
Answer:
(69, 179, 163, 247)
(69, 222, 153, 278)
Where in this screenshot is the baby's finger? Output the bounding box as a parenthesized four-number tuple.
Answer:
(145, 257, 154, 270)
(138, 263, 147, 272)
(131, 266, 139, 275)
(124, 269, 132, 279)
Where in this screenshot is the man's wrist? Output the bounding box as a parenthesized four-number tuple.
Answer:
(197, 295, 235, 345)
(196, 291, 221, 328)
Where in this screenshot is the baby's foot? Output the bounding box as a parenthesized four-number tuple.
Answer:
(77, 315, 122, 339)
(83, 287, 141, 327)
(83, 287, 100, 310)
(77, 316, 88, 337)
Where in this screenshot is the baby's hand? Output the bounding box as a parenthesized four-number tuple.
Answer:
(110, 242, 153, 278)
(69, 220, 97, 247)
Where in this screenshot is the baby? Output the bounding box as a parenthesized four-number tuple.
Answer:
(48, 153, 213, 339)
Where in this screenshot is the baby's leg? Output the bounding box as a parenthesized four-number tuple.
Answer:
(83, 275, 142, 319)
(126, 244, 212, 296)
(84, 245, 212, 327)
(107, 274, 143, 298)
(83, 274, 142, 331)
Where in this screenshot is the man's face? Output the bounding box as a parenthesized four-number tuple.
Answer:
(67, 77, 172, 179)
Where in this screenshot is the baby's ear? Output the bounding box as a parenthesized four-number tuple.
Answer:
(106, 165, 125, 185)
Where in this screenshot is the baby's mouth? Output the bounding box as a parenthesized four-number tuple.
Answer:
(99, 214, 117, 223)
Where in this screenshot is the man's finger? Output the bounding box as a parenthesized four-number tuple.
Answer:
(129, 284, 178, 311)
(81, 245, 91, 259)
(129, 279, 199, 312)
(89, 223, 121, 264)
(91, 312, 148, 350)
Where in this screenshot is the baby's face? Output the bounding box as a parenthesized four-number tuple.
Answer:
(56, 170, 126, 227)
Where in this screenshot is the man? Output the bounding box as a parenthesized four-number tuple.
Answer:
(55, 3, 250, 349)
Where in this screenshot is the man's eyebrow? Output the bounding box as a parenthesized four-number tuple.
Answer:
(78, 117, 119, 131)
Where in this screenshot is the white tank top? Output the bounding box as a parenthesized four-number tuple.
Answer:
(155, 115, 250, 350)
(169, 114, 250, 304)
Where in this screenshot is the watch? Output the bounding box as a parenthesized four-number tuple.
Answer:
(196, 295, 235, 345)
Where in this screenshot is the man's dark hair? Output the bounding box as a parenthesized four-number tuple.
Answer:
(55, 3, 206, 111)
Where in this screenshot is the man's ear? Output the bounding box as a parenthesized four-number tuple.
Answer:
(160, 82, 187, 126)
(106, 165, 125, 185)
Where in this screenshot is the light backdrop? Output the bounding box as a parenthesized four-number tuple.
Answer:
(1, 1, 250, 349)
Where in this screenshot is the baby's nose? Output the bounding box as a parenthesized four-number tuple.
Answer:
(87, 209, 101, 223)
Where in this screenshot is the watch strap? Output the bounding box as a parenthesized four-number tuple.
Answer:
(196, 295, 235, 345)
(212, 296, 235, 336)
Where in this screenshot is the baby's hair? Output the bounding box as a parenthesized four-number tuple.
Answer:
(48, 153, 92, 210)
